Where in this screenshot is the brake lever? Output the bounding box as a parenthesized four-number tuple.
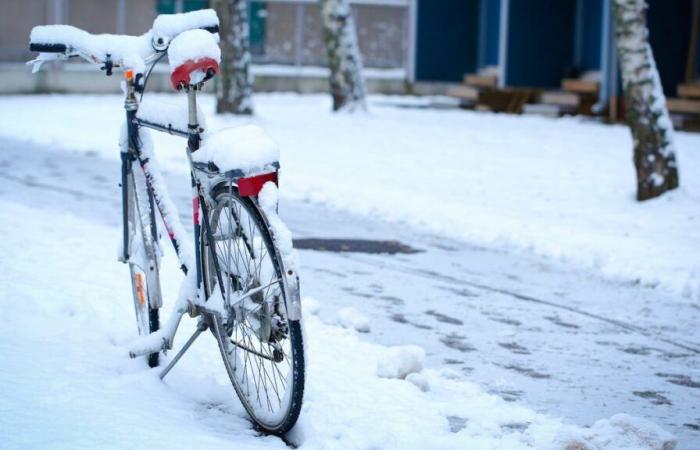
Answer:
(101, 54, 114, 76)
(134, 73, 145, 94)
(26, 52, 69, 73)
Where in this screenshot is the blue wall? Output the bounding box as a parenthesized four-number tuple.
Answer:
(415, 0, 480, 81)
(647, 0, 695, 96)
(478, 0, 501, 68)
(505, 0, 577, 87)
(576, 0, 603, 71)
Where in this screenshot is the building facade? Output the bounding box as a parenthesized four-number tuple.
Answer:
(1, 0, 696, 104)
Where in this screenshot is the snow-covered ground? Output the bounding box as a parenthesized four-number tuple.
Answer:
(0, 94, 698, 449)
(0, 93, 698, 302)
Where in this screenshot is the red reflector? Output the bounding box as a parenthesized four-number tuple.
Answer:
(238, 172, 278, 197)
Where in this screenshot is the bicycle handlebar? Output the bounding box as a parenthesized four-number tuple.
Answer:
(28, 9, 219, 74)
(29, 43, 67, 53)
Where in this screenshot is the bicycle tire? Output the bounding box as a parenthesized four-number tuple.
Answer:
(127, 164, 161, 368)
(202, 185, 304, 435)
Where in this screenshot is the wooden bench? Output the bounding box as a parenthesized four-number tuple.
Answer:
(677, 83, 700, 99)
(478, 88, 538, 114)
(667, 97, 700, 114)
(667, 82, 700, 130)
(445, 84, 478, 103)
(561, 78, 599, 96)
(463, 74, 498, 89)
(447, 71, 499, 109)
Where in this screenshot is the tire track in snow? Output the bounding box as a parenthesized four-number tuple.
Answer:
(345, 254, 700, 355)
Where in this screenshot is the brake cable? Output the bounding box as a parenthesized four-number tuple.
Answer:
(139, 51, 167, 101)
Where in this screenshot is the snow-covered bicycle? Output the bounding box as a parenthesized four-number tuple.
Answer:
(29, 9, 304, 435)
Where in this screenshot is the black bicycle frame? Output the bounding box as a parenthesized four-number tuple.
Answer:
(121, 79, 226, 305)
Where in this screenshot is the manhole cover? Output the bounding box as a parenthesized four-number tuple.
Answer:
(292, 238, 420, 255)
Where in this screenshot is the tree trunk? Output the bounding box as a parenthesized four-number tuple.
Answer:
(612, 0, 679, 201)
(319, 0, 367, 112)
(214, 0, 253, 115)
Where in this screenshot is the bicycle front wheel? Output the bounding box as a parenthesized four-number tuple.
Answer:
(127, 164, 161, 368)
(203, 186, 304, 435)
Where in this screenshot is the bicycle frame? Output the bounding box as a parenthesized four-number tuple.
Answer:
(122, 72, 301, 376)
(120, 70, 214, 357)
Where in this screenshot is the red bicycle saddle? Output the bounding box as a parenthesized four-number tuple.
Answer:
(170, 57, 219, 90)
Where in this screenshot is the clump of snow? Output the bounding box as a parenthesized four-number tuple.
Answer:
(336, 306, 370, 333)
(405, 372, 430, 392)
(588, 413, 677, 450)
(257, 178, 278, 210)
(258, 182, 299, 273)
(555, 413, 677, 450)
(193, 125, 279, 175)
(137, 96, 206, 134)
(440, 368, 462, 380)
(152, 9, 219, 40)
(167, 28, 220, 75)
(376, 344, 425, 379)
(301, 297, 320, 316)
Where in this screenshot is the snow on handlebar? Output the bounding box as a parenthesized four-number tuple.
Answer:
(27, 9, 219, 74)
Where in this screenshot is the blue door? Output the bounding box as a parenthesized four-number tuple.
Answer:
(415, 0, 480, 82)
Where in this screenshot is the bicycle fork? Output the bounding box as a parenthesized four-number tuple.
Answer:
(130, 87, 226, 378)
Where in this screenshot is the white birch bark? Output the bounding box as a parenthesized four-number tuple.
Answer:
(319, 0, 367, 112)
(612, 0, 679, 200)
(215, 0, 253, 115)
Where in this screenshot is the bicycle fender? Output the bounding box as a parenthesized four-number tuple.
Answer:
(284, 271, 302, 321)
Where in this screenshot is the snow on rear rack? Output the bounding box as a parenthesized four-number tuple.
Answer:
(192, 124, 280, 190)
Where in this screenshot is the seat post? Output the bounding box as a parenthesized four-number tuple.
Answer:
(186, 87, 200, 152)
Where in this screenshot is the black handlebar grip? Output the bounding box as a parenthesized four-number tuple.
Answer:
(30, 43, 67, 53)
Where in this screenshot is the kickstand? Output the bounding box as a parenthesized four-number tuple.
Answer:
(159, 320, 207, 380)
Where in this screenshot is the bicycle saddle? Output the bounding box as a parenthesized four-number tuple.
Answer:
(168, 29, 220, 90)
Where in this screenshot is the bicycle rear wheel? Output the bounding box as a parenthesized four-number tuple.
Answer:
(127, 164, 162, 368)
(203, 186, 304, 435)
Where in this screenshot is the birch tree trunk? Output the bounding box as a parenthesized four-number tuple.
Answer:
(319, 0, 367, 112)
(612, 0, 679, 201)
(214, 0, 253, 115)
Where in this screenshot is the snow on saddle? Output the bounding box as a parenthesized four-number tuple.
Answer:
(168, 28, 220, 90)
(193, 125, 280, 196)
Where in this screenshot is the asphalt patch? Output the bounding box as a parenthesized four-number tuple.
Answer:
(293, 238, 421, 254)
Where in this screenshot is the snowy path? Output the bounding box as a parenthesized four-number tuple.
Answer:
(0, 137, 697, 449)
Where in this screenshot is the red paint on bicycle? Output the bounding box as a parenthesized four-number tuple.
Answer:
(193, 196, 200, 225)
(238, 172, 278, 197)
